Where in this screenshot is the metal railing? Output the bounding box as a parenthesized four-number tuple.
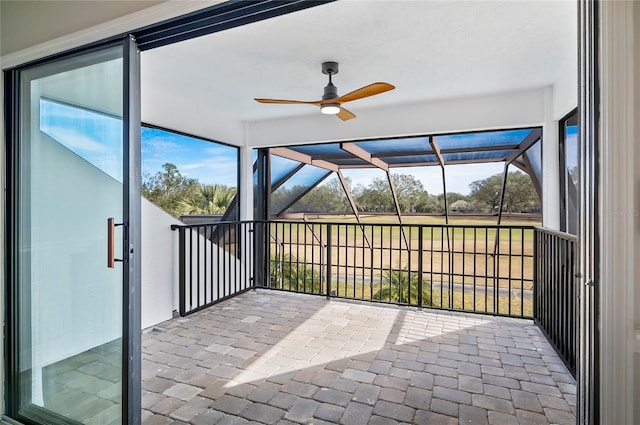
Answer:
(258, 220, 535, 318)
(171, 221, 254, 316)
(534, 227, 578, 376)
(171, 219, 577, 374)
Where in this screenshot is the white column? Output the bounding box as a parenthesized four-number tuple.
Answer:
(238, 144, 254, 221)
(542, 86, 560, 229)
(599, 1, 636, 424)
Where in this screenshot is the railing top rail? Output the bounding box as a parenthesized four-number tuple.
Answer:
(169, 219, 540, 231)
(534, 226, 578, 242)
(256, 219, 537, 230)
(170, 220, 254, 230)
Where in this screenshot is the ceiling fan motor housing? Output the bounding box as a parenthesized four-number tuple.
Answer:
(323, 83, 338, 101)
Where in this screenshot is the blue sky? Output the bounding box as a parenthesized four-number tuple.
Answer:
(141, 127, 238, 187)
(40, 98, 239, 187)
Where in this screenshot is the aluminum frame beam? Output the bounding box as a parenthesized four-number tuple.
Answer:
(341, 142, 407, 247)
(340, 142, 389, 170)
(430, 136, 449, 224)
(505, 128, 543, 165)
(271, 147, 339, 172)
(337, 170, 372, 249)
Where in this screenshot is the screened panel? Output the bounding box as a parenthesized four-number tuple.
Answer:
(141, 126, 239, 219)
(331, 158, 369, 167)
(285, 175, 352, 214)
(270, 164, 332, 215)
(442, 149, 514, 163)
(436, 129, 532, 150)
(525, 140, 542, 186)
(342, 168, 393, 213)
(270, 154, 302, 185)
(289, 143, 345, 158)
(355, 137, 432, 155)
(384, 154, 439, 166)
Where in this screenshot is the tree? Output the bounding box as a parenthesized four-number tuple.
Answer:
(176, 184, 236, 215)
(392, 174, 430, 213)
(353, 174, 431, 213)
(469, 174, 503, 212)
(502, 172, 538, 212)
(292, 176, 351, 213)
(469, 171, 539, 213)
(354, 182, 391, 212)
(142, 163, 200, 217)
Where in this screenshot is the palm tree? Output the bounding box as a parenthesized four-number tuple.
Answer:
(176, 184, 236, 215)
(373, 268, 431, 306)
(269, 253, 322, 293)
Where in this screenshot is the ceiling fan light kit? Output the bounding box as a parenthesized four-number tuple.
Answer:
(320, 103, 340, 115)
(254, 61, 395, 121)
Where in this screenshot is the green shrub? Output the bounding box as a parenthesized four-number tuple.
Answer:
(269, 253, 323, 294)
(373, 268, 432, 306)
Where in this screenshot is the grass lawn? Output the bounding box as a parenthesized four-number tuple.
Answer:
(272, 278, 534, 318)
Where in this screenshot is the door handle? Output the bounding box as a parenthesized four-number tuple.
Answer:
(107, 217, 124, 268)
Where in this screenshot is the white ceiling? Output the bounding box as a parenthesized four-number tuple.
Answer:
(141, 0, 576, 125)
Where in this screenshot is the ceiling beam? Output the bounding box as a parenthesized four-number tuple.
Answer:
(430, 136, 445, 167)
(270, 147, 339, 172)
(341, 142, 389, 171)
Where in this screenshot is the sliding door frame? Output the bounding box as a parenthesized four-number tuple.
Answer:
(3, 36, 141, 425)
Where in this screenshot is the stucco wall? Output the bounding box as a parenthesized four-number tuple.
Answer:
(141, 198, 180, 329)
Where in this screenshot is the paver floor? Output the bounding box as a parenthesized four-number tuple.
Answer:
(142, 290, 576, 424)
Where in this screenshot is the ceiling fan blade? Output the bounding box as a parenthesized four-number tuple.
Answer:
(337, 107, 356, 121)
(334, 82, 395, 104)
(254, 98, 321, 105)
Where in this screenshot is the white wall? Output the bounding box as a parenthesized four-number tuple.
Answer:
(542, 87, 560, 229)
(141, 198, 181, 329)
(553, 77, 578, 120)
(141, 83, 246, 147)
(141, 196, 255, 329)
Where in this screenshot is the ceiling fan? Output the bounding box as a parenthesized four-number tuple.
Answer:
(254, 61, 395, 121)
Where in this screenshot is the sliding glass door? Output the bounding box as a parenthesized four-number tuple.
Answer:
(6, 38, 141, 424)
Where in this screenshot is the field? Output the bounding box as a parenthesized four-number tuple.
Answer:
(267, 214, 540, 317)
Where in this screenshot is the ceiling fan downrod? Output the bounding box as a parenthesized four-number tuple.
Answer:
(322, 61, 339, 101)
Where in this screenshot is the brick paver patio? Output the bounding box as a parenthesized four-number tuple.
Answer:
(142, 290, 576, 424)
